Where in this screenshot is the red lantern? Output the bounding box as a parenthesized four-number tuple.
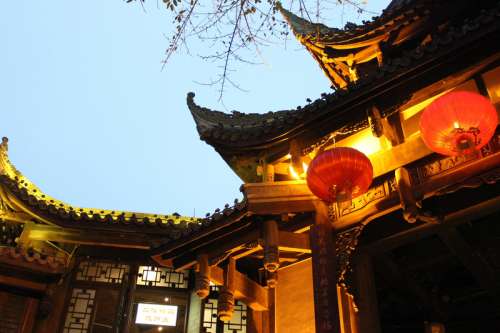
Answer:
(419, 91, 498, 156)
(306, 147, 373, 204)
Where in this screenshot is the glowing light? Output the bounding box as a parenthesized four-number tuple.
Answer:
(144, 268, 157, 281)
(289, 164, 301, 180)
(349, 130, 381, 156)
(302, 162, 309, 173)
(164, 297, 170, 302)
(453, 121, 460, 129)
(158, 327, 163, 332)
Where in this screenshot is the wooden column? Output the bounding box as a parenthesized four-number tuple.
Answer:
(218, 257, 236, 321)
(337, 285, 360, 333)
(20, 298, 39, 333)
(267, 287, 276, 333)
(310, 201, 341, 333)
(353, 255, 381, 333)
(120, 264, 138, 333)
(186, 290, 203, 333)
(263, 220, 280, 273)
(195, 254, 211, 298)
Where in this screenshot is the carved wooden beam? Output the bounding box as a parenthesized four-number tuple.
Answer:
(244, 180, 318, 214)
(0, 275, 47, 292)
(19, 223, 150, 250)
(210, 265, 269, 311)
(245, 150, 500, 232)
(359, 195, 500, 255)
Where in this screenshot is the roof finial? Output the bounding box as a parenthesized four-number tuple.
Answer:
(1, 137, 8, 152)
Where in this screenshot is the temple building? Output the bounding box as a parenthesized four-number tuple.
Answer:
(1, 0, 500, 332)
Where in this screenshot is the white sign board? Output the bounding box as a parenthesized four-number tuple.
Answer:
(135, 303, 178, 326)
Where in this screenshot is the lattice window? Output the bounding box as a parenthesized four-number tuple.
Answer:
(224, 301, 247, 333)
(62, 288, 96, 333)
(136, 266, 188, 288)
(202, 298, 218, 333)
(201, 297, 247, 333)
(75, 261, 129, 284)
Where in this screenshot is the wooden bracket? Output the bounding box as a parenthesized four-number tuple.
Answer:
(395, 167, 420, 223)
(210, 265, 268, 311)
(368, 105, 404, 147)
(290, 139, 303, 174)
(395, 167, 441, 224)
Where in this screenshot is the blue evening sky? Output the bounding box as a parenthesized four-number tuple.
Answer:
(0, 0, 389, 217)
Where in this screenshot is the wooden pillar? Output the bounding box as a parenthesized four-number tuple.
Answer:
(263, 220, 280, 273)
(35, 275, 73, 333)
(267, 287, 276, 333)
(248, 288, 275, 333)
(337, 285, 360, 333)
(20, 298, 39, 333)
(353, 255, 381, 333)
(310, 201, 341, 333)
(120, 264, 138, 333)
(218, 257, 236, 321)
(195, 254, 211, 299)
(186, 290, 203, 333)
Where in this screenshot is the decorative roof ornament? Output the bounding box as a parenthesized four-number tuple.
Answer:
(277, 0, 431, 89)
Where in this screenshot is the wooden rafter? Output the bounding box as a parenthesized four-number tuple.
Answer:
(438, 228, 499, 294)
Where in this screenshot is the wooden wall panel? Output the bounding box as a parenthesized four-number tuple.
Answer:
(276, 259, 315, 333)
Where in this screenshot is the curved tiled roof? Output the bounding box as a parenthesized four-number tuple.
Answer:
(277, 0, 424, 45)
(0, 137, 248, 243)
(0, 246, 66, 274)
(188, 1, 500, 153)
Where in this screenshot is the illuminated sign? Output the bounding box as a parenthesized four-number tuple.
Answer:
(135, 303, 178, 326)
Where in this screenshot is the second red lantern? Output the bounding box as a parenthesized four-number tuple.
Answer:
(419, 91, 498, 156)
(306, 147, 373, 204)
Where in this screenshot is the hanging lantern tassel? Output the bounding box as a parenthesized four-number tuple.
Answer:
(419, 91, 498, 156)
(306, 147, 373, 209)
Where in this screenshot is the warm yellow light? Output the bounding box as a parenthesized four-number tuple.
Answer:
(302, 162, 308, 173)
(158, 327, 163, 331)
(289, 164, 301, 180)
(348, 130, 381, 156)
(164, 297, 170, 302)
(453, 121, 460, 129)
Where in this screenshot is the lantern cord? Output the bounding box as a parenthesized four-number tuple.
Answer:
(310, 122, 363, 155)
